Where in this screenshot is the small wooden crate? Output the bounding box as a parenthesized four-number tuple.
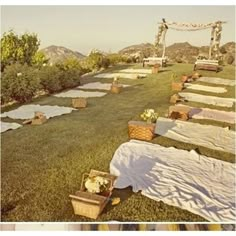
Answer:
(191, 72, 201, 80)
(72, 98, 87, 108)
(172, 82, 184, 91)
(181, 75, 189, 83)
(69, 170, 116, 219)
(152, 65, 159, 74)
(169, 94, 181, 104)
(128, 121, 156, 141)
(110, 84, 122, 94)
(31, 117, 47, 125)
(168, 106, 191, 121)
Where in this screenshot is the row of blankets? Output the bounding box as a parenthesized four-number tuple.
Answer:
(110, 75, 235, 222)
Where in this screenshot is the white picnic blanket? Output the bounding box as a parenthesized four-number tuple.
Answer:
(78, 82, 130, 90)
(54, 90, 106, 98)
(155, 117, 235, 154)
(198, 77, 235, 86)
(94, 73, 147, 79)
(0, 105, 76, 120)
(184, 84, 227, 93)
(1, 121, 22, 133)
(119, 69, 152, 74)
(176, 104, 236, 124)
(179, 92, 236, 107)
(110, 140, 236, 222)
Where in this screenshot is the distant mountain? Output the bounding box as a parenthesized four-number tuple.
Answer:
(165, 42, 199, 64)
(40, 45, 85, 63)
(119, 43, 155, 59)
(118, 42, 235, 64)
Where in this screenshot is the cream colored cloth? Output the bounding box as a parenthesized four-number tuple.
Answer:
(54, 90, 106, 98)
(176, 104, 236, 124)
(184, 83, 227, 93)
(179, 92, 236, 107)
(94, 73, 147, 79)
(78, 82, 130, 90)
(110, 140, 235, 222)
(1, 104, 76, 120)
(155, 117, 235, 154)
(198, 77, 235, 86)
(119, 69, 152, 74)
(1, 121, 22, 133)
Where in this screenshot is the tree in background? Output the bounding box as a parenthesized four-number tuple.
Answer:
(1, 30, 40, 71)
(85, 49, 110, 71)
(32, 51, 49, 68)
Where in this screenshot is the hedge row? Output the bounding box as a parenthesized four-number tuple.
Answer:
(1, 63, 81, 104)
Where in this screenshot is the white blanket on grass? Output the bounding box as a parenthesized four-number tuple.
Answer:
(110, 140, 236, 222)
(155, 117, 235, 154)
(176, 104, 236, 124)
(184, 84, 227, 93)
(1, 121, 22, 133)
(94, 73, 147, 79)
(198, 77, 235, 86)
(179, 92, 236, 107)
(77, 82, 130, 90)
(54, 90, 106, 98)
(0, 105, 76, 120)
(119, 69, 152, 74)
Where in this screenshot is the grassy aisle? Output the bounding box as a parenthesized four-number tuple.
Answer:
(1, 63, 235, 222)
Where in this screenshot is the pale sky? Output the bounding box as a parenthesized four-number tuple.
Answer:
(1, 5, 235, 54)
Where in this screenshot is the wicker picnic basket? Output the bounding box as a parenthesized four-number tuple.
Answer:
(72, 98, 87, 108)
(128, 121, 156, 141)
(110, 84, 122, 94)
(69, 169, 117, 219)
(172, 82, 184, 91)
(152, 64, 160, 74)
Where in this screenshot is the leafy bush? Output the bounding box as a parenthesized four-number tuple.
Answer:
(107, 53, 123, 66)
(39, 66, 63, 93)
(59, 69, 81, 89)
(227, 55, 235, 65)
(85, 50, 111, 71)
(1, 63, 40, 103)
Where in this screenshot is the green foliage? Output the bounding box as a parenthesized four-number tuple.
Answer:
(32, 51, 49, 68)
(1, 63, 41, 103)
(85, 51, 111, 71)
(56, 57, 82, 71)
(59, 68, 81, 89)
(1, 30, 40, 71)
(227, 55, 235, 65)
(39, 65, 81, 93)
(39, 66, 63, 93)
(106, 53, 123, 66)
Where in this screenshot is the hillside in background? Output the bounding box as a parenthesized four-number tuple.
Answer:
(118, 42, 236, 65)
(41, 42, 235, 65)
(40, 45, 85, 63)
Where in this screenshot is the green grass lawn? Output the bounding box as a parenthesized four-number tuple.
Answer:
(1, 63, 235, 222)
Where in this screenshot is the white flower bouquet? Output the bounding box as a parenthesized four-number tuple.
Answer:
(140, 109, 158, 123)
(84, 176, 110, 194)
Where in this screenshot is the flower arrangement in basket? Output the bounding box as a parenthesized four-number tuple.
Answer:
(69, 170, 119, 219)
(111, 77, 122, 94)
(140, 109, 158, 124)
(84, 175, 111, 197)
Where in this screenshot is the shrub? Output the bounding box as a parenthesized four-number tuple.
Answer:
(1, 63, 41, 103)
(59, 69, 81, 89)
(39, 66, 63, 93)
(227, 55, 235, 65)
